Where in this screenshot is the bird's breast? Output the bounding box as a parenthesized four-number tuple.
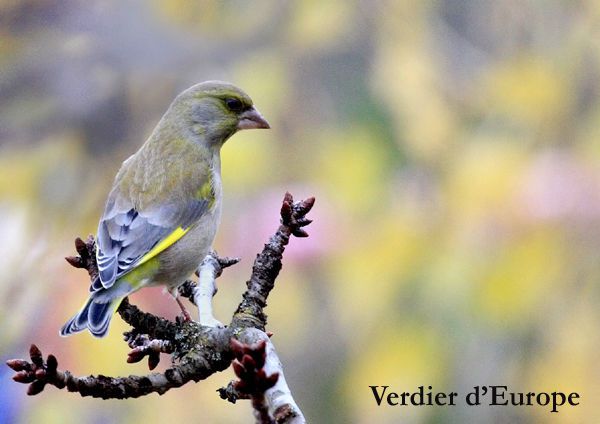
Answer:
(153, 204, 221, 288)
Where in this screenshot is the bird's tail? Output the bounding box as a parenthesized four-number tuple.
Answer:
(60, 278, 132, 338)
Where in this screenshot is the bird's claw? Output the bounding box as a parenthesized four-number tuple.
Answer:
(199, 315, 224, 328)
(174, 296, 193, 321)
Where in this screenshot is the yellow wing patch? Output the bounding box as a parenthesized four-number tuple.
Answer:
(137, 226, 190, 266)
(195, 177, 216, 208)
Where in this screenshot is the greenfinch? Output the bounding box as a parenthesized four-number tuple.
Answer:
(60, 81, 270, 337)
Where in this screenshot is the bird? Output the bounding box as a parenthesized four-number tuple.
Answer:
(60, 81, 270, 338)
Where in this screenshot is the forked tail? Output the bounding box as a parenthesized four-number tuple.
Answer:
(60, 279, 131, 338)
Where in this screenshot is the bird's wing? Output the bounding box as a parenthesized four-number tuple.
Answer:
(92, 194, 210, 292)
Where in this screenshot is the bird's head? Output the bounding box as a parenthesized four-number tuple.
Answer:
(169, 81, 270, 146)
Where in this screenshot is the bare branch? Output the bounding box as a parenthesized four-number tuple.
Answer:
(178, 252, 241, 306)
(195, 253, 226, 327)
(231, 192, 315, 330)
(117, 297, 179, 341)
(7, 344, 191, 398)
(237, 329, 306, 424)
(230, 338, 279, 424)
(8, 192, 312, 423)
(65, 235, 97, 281)
(124, 331, 174, 370)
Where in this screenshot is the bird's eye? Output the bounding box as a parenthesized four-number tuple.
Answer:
(225, 98, 244, 112)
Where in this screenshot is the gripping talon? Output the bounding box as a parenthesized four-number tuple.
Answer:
(174, 296, 193, 322)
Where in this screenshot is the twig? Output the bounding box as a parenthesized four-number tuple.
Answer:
(117, 297, 179, 341)
(124, 331, 174, 370)
(178, 253, 240, 306)
(217, 380, 250, 403)
(230, 337, 278, 424)
(64, 235, 98, 281)
(7, 344, 224, 398)
(196, 252, 239, 327)
(237, 329, 306, 424)
(231, 193, 315, 330)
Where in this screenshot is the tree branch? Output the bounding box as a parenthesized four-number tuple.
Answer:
(124, 332, 174, 370)
(117, 297, 180, 341)
(231, 193, 314, 330)
(229, 337, 278, 424)
(7, 192, 312, 423)
(235, 328, 306, 424)
(7, 344, 209, 398)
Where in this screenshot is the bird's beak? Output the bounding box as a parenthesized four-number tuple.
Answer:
(237, 107, 270, 130)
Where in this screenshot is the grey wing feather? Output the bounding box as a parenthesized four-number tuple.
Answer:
(92, 197, 209, 292)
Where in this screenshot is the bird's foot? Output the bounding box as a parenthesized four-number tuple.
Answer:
(199, 314, 224, 328)
(175, 296, 193, 322)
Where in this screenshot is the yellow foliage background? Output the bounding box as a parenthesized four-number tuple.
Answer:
(1, 1, 599, 423)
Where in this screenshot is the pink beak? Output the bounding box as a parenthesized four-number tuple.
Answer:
(237, 107, 270, 130)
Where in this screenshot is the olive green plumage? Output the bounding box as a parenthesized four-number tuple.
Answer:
(60, 81, 270, 338)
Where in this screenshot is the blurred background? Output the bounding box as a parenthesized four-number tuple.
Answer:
(1, 0, 600, 422)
